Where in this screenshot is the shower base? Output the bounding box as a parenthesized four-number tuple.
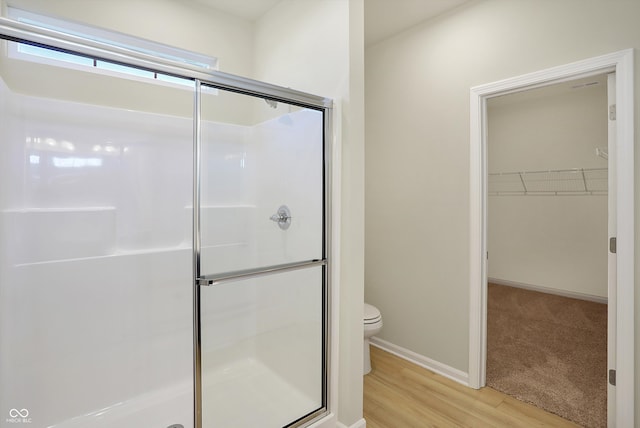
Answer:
(203, 357, 319, 428)
(50, 357, 318, 428)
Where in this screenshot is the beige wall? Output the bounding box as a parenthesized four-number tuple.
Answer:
(488, 80, 608, 298)
(365, 0, 640, 416)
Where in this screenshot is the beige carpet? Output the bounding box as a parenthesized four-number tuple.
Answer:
(486, 283, 607, 428)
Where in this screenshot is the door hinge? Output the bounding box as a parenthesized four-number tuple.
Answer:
(609, 104, 617, 121)
(610, 237, 617, 254)
(609, 369, 616, 386)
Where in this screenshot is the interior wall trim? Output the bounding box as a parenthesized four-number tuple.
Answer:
(488, 278, 608, 304)
(336, 418, 366, 428)
(370, 337, 469, 386)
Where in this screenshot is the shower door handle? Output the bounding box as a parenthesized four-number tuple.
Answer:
(198, 259, 325, 287)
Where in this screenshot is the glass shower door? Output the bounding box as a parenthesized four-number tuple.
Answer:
(197, 84, 328, 428)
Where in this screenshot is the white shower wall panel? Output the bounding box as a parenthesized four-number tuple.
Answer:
(201, 267, 322, 355)
(199, 98, 323, 274)
(1, 83, 194, 252)
(0, 251, 193, 428)
(201, 120, 254, 207)
(199, 119, 258, 274)
(250, 110, 324, 266)
(0, 78, 195, 428)
(2, 207, 116, 264)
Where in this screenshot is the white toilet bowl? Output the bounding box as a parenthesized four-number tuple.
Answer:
(363, 303, 383, 375)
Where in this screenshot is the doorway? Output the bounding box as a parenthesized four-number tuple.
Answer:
(468, 49, 635, 426)
(484, 73, 609, 426)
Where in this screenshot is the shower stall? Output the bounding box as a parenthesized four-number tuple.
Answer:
(0, 17, 333, 428)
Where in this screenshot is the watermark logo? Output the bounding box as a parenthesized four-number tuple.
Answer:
(6, 408, 31, 424)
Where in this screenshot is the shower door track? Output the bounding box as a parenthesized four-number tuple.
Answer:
(0, 16, 334, 428)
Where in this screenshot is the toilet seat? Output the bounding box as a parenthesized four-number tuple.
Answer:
(364, 303, 381, 325)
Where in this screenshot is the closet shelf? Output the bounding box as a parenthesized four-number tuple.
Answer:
(488, 168, 607, 196)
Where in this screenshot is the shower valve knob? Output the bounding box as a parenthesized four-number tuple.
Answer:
(270, 205, 291, 230)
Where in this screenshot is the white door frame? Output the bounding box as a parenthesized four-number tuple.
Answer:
(606, 72, 617, 428)
(468, 49, 634, 425)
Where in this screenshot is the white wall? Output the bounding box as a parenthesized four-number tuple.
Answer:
(365, 1, 640, 417)
(487, 80, 608, 298)
(254, 0, 349, 97)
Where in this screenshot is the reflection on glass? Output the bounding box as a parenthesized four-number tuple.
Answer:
(51, 156, 102, 168)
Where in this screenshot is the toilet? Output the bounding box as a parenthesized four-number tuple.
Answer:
(363, 303, 383, 375)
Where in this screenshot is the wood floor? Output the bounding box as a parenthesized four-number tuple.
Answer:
(363, 346, 580, 427)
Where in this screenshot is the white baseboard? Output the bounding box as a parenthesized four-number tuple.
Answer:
(369, 337, 469, 386)
(488, 277, 608, 304)
(337, 418, 366, 428)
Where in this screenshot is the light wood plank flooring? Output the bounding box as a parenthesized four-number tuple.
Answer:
(364, 346, 580, 427)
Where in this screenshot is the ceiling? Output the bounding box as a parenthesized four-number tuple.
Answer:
(191, 0, 281, 20)
(190, 0, 471, 46)
(364, 0, 471, 46)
